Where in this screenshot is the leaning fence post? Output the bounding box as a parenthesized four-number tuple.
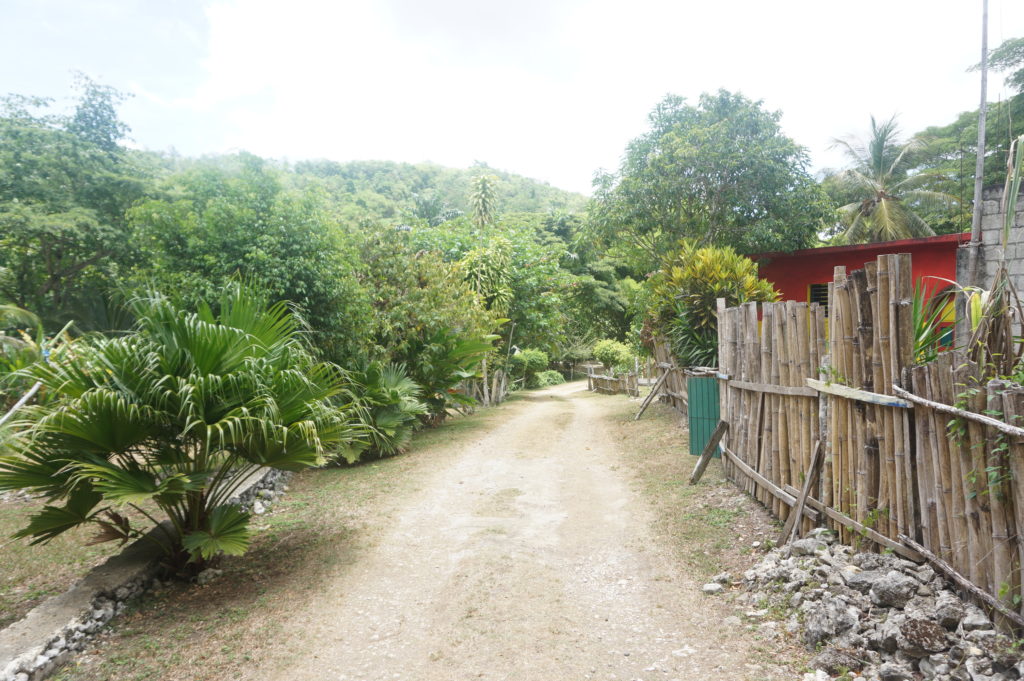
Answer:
(689, 420, 728, 485)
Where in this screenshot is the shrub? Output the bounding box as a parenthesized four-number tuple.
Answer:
(533, 370, 565, 388)
(405, 328, 496, 426)
(593, 339, 633, 375)
(508, 347, 549, 388)
(649, 241, 778, 366)
(348, 362, 427, 460)
(0, 285, 364, 571)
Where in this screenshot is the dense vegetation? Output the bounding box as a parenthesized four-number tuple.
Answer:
(1, 34, 1022, 565)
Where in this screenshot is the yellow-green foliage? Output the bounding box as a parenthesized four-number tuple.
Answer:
(593, 339, 633, 374)
(649, 241, 778, 366)
(651, 241, 778, 331)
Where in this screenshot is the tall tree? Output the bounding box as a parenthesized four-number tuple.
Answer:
(0, 81, 146, 326)
(470, 174, 498, 229)
(588, 90, 831, 271)
(983, 36, 1024, 94)
(828, 116, 956, 243)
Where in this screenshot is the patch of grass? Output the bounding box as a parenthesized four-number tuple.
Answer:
(0, 499, 123, 628)
(48, 401, 518, 681)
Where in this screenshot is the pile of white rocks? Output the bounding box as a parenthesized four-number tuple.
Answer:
(234, 468, 292, 516)
(724, 529, 1023, 681)
(2, 466, 294, 681)
(2, 575, 156, 681)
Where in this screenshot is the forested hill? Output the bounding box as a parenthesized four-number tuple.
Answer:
(291, 159, 588, 223)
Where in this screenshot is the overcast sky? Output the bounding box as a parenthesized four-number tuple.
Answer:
(1, 0, 1022, 195)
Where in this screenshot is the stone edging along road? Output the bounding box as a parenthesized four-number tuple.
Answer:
(0, 467, 290, 681)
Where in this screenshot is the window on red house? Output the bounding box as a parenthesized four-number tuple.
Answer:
(809, 283, 829, 317)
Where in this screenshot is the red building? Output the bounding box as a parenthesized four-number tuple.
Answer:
(752, 233, 965, 307)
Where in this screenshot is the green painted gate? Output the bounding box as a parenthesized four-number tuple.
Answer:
(687, 376, 720, 457)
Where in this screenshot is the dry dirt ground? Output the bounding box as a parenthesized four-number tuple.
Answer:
(55, 382, 807, 681)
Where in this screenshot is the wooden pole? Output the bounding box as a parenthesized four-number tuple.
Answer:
(780, 440, 823, 545)
(634, 370, 669, 420)
(900, 534, 1024, 630)
(689, 420, 729, 485)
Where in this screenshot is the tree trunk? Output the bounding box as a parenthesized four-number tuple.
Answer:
(481, 357, 490, 407)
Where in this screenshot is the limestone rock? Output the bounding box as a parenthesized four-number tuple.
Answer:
(870, 571, 919, 608)
(961, 606, 992, 632)
(852, 552, 896, 571)
(878, 661, 914, 681)
(810, 646, 865, 675)
(845, 569, 884, 594)
(898, 618, 949, 657)
(711, 571, 731, 584)
(935, 590, 966, 630)
(791, 538, 829, 556)
(803, 596, 859, 648)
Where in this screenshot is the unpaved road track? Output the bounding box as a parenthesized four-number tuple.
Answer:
(253, 383, 759, 681)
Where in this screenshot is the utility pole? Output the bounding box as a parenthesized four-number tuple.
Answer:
(958, 0, 989, 346)
(970, 0, 989, 246)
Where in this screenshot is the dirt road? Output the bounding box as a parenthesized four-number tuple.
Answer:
(251, 383, 775, 681)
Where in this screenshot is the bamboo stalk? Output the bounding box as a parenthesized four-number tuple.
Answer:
(760, 304, 775, 506)
(927, 359, 955, 566)
(915, 364, 942, 559)
(1000, 387, 1024, 616)
(895, 254, 917, 540)
(966, 362, 995, 594)
(938, 353, 971, 582)
(876, 255, 897, 539)
(986, 381, 1017, 612)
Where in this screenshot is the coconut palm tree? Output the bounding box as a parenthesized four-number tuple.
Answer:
(830, 115, 956, 243)
(0, 284, 366, 570)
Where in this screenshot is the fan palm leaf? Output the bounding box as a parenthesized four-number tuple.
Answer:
(0, 283, 364, 570)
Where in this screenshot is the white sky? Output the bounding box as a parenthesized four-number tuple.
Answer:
(1, 0, 1022, 195)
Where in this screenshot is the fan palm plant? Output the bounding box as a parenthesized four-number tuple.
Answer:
(348, 362, 426, 459)
(0, 284, 365, 570)
(831, 115, 956, 243)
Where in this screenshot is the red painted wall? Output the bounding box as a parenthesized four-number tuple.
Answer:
(753, 233, 965, 301)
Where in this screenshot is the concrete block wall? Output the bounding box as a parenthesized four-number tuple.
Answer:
(976, 187, 1024, 288)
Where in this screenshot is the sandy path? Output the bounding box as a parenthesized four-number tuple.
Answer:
(258, 383, 754, 680)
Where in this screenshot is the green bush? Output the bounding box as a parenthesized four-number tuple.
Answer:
(649, 241, 778, 367)
(0, 285, 365, 570)
(405, 328, 496, 426)
(593, 339, 633, 375)
(348, 362, 427, 460)
(533, 370, 565, 388)
(508, 347, 549, 388)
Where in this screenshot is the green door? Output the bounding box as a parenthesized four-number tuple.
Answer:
(687, 376, 720, 457)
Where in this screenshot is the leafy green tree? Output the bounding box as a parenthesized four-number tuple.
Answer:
(507, 348, 549, 388)
(462, 237, 514, 314)
(982, 37, 1024, 94)
(828, 116, 956, 243)
(0, 82, 147, 325)
(129, 154, 374, 365)
(0, 285, 364, 569)
(589, 90, 832, 270)
(592, 339, 633, 376)
(471, 174, 498, 229)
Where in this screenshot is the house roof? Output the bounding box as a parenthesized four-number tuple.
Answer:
(750, 232, 967, 262)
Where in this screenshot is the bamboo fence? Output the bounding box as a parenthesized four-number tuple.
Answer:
(713, 252, 1024, 618)
(652, 340, 689, 416)
(588, 371, 640, 397)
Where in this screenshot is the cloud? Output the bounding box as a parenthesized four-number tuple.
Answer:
(154, 0, 1024, 194)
